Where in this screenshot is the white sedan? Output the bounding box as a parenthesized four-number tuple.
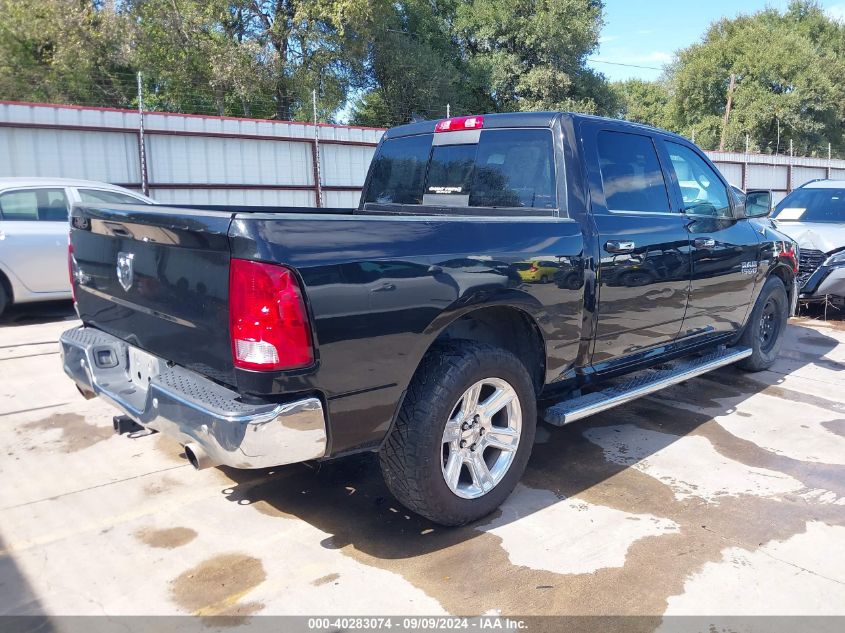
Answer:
(0, 178, 155, 315)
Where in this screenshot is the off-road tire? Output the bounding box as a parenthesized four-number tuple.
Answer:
(737, 275, 788, 372)
(379, 341, 537, 526)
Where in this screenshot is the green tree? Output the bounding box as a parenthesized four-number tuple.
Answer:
(129, 0, 369, 120)
(0, 0, 135, 107)
(611, 79, 670, 128)
(666, 0, 845, 154)
(454, 0, 614, 114)
(350, 0, 492, 127)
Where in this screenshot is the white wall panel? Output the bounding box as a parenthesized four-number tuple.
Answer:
(746, 164, 788, 190)
(320, 144, 374, 187)
(323, 190, 361, 208)
(150, 187, 315, 207)
(712, 162, 742, 186)
(146, 135, 313, 186)
(0, 127, 139, 182)
(792, 167, 827, 188)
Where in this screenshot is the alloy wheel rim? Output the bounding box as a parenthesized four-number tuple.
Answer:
(440, 378, 522, 500)
(759, 298, 779, 351)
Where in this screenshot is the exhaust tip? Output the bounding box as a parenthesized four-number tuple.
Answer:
(76, 385, 96, 400)
(184, 443, 216, 470)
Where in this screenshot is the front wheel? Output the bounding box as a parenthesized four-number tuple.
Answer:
(379, 341, 536, 526)
(737, 276, 788, 372)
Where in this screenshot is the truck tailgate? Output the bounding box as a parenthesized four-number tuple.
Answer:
(71, 204, 237, 386)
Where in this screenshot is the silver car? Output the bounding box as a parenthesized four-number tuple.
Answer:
(0, 178, 154, 315)
(771, 179, 845, 304)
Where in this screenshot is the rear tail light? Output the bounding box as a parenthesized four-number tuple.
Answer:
(434, 115, 484, 133)
(229, 259, 314, 371)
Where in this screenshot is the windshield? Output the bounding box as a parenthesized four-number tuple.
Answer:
(773, 187, 845, 223)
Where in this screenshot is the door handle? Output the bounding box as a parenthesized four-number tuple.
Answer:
(694, 237, 716, 249)
(605, 240, 635, 254)
(371, 282, 396, 292)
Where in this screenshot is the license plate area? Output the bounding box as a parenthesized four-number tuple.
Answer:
(127, 346, 162, 392)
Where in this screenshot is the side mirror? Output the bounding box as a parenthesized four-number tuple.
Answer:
(744, 190, 772, 218)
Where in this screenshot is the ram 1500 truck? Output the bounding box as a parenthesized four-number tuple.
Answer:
(60, 112, 799, 525)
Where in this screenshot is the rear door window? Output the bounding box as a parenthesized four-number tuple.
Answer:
(0, 188, 69, 221)
(364, 128, 557, 211)
(596, 131, 670, 213)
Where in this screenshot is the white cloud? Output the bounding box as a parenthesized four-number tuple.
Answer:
(827, 3, 845, 22)
(599, 35, 620, 44)
(637, 51, 673, 64)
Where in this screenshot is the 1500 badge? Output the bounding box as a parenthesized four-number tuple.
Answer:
(741, 261, 758, 275)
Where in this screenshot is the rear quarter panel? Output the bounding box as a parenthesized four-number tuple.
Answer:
(229, 213, 585, 455)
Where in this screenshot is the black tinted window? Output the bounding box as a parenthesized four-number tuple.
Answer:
(470, 129, 556, 208)
(363, 128, 556, 210)
(597, 131, 670, 212)
(426, 144, 476, 197)
(364, 134, 432, 204)
(773, 188, 845, 223)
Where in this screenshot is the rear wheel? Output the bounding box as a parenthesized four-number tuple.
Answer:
(737, 276, 788, 372)
(0, 283, 8, 317)
(379, 341, 536, 526)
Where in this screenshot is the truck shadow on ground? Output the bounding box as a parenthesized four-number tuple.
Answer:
(218, 321, 843, 563)
(0, 300, 76, 326)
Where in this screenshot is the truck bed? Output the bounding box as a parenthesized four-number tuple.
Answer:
(70, 201, 585, 453)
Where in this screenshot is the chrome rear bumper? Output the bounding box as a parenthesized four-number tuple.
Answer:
(59, 326, 327, 469)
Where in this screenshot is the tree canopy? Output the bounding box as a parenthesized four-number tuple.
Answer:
(613, 1, 845, 156)
(1, 0, 844, 156)
(0, 0, 610, 126)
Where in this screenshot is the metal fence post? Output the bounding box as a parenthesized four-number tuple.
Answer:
(137, 72, 149, 197)
(312, 89, 322, 208)
(829, 143, 833, 179)
(742, 134, 749, 189)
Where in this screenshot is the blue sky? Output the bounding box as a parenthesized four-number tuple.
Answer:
(589, 0, 845, 82)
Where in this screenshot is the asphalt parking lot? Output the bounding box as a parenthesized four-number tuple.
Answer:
(1, 301, 844, 620)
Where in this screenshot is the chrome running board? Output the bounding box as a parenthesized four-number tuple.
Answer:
(542, 346, 752, 426)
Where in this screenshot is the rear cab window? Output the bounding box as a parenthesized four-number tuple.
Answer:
(363, 128, 557, 213)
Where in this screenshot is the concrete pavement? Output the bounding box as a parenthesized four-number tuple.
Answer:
(1, 302, 843, 619)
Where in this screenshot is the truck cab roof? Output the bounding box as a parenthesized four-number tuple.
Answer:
(383, 111, 691, 144)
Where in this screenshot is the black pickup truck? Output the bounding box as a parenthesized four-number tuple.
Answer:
(61, 112, 799, 525)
